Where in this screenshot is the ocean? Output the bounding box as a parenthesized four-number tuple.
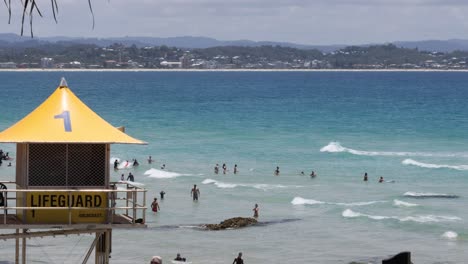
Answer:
(0, 71, 467, 263)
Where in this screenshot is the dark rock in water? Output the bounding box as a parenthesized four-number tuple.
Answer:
(382, 251, 411, 264)
(203, 217, 257, 230)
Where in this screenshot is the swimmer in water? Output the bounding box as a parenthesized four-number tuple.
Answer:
(191, 184, 200, 201)
(379, 176, 384, 183)
(151, 198, 160, 212)
(363, 172, 368, 182)
(253, 203, 259, 218)
(274, 166, 280, 176)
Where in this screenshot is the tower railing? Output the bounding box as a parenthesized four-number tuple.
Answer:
(0, 181, 147, 227)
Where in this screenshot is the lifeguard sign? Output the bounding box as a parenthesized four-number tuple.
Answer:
(0, 78, 146, 224)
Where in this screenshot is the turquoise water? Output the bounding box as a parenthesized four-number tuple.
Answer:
(0, 71, 467, 263)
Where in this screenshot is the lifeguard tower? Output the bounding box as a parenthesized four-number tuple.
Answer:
(0, 78, 147, 263)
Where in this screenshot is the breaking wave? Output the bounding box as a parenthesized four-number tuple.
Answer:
(202, 179, 302, 191)
(144, 168, 193, 179)
(402, 159, 468, 171)
(393, 199, 419, 207)
(442, 231, 458, 240)
(291, 197, 385, 206)
(404, 192, 459, 199)
(320, 142, 467, 158)
(342, 209, 461, 223)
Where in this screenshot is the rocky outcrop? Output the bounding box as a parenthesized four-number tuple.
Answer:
(203, 217, 257, 230)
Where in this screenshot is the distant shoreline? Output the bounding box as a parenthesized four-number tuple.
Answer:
(1, 68, 468, 72)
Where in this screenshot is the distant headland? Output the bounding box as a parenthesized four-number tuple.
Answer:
(2, 33, 468, 70)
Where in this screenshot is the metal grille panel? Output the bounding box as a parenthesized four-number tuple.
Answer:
(29, 144, 67, 186)
(28, 144, 106, 187)
(68, 144, 105, 186)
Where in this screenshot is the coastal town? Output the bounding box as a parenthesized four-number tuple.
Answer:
(1, 43, 468, 70)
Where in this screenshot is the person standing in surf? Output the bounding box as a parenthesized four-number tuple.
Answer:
(114, 159, 119, 170)
(253, 203, 259, 218)
(363, 172, 368, 182)
(191, 184, 200, 201)
(233, 252, 244, 264)
(222, 163, 227, 174)
(214, 164, 219, 174)
(274, 166, 280, 176)
(234, 164, 238, 174)
(151, 198, 160, 213)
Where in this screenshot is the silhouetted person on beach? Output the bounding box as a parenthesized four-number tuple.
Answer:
(233, 252, 244, 264)
(191, 184, 200, 201)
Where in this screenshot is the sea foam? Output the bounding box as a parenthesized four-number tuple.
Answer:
(292, 197, 385, 206)
(393, 199, 419, 207)
(202, 179, 300, 191)
(402, 159, 468, 171)
(320, 142, 468, 157)
(404, 192, 459, 199)
(442, 231, 458, 240)
(342, 209, 461, 223)
(144, 168, 191, 179)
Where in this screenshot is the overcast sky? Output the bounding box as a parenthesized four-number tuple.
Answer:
(1, 0, 468, 45)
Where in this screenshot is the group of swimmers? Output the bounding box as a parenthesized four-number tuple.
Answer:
(113, 158, 140, 170)
(150, 252, 244, 264)
(214, 163, 238, 174)
(300, 170, 317, 177)
(363, 172, 386, 183)
(120, 172, 135, 182)
(152, 184, 260, 216)
(0, 150, 10, 161)
(148, 156, 166, 169)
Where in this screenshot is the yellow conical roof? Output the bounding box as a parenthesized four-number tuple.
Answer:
(0, 79, 146, 144)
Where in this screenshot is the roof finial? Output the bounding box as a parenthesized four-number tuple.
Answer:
(59, 77, 68, 88)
